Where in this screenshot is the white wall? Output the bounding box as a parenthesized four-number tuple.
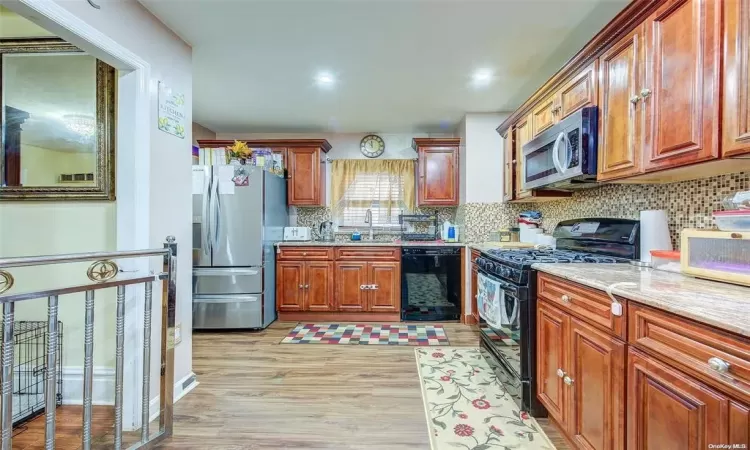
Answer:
(4, 0, 195, 406)
(463, 113, 510, 203)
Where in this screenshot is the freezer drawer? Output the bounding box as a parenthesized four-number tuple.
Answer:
(193, 295, 262, 329)
(193, 267, 262, 294)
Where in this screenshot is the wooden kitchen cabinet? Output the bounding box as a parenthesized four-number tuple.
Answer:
(276, 261, 305, 312)
(368, 262, 400, 313)
(642, 0, 721, 172)
(413, 138, 460, 206)
(502, 130, 514, 202)
(335, 260, 401, 313)
(514, 115, 533, 200)
(557, 61, 598, 121)
(532, 95, 557, 138)
(537, 300, 570, 425)
(276, 260, 334, 312)
(627, 348, 731, 450)
(335, 261, 368, 312)
(598, 26, 645, 181)
(723, 0, 750, 157)
(288, 147, 327, 206)
(306, 261, 334, 312)
(569, 317, 626, 450)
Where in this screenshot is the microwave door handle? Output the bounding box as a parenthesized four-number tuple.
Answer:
(552, 132, 566, 174)
(561, 133, 572, 174)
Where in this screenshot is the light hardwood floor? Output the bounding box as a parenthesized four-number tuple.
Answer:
(14, 321, 568, 449)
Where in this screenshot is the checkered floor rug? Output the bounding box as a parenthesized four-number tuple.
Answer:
(280, 323, 450, 346)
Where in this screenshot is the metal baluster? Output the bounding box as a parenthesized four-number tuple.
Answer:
(141, 282, 153, 442)
(45, 296, 59, 450)
(114, 286, 125, 449)
(81, 291, 95, 450)
(1, 303, 15, 450)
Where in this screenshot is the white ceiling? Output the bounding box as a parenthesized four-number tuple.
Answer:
(142, 0, 629, 134)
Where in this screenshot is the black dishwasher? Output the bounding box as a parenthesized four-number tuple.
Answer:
(401, 247, 461, 321)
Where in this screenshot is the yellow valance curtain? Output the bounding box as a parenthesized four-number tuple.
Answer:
(331, 159, 416, 226)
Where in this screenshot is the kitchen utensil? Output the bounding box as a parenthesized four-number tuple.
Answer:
(319, 221, 334, 242)
(640, 210, 672, 262)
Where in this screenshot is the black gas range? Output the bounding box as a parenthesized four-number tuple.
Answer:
(477, 218, 640, 417)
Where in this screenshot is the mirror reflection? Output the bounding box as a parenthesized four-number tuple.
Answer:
(2, 53, 97, 187)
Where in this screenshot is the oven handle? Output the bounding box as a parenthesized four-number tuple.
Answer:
(477, 267, 519, 294)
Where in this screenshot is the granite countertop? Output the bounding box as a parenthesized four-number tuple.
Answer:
(532, 263, 750, 337)
(275, 241, 466, 247)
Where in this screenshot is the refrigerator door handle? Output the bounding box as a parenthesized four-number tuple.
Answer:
(193, 268, 260, 276)
(202, 167, 212, 256)
(194, 295, 259, 304)
(212, 169, 222, 253)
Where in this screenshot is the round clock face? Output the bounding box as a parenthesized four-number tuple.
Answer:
(360, 134, 385, 158)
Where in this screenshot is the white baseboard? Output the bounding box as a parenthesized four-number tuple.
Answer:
(148, 372, 198, 422)
(62, 367, 115, 406)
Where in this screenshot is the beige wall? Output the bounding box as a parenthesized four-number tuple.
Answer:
(192, 122, 216, 145)
(20, 144, 96, 186)
(0, 5, 55, 38)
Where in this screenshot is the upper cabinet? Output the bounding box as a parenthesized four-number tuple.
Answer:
(642, 0, 721, 171)
(413, 138, 460, 206)
(723, 0, 750, 158)
(502, 130, 514, 202)
(598, 27, 644, 181)
(514, 115, 533, 200)
(497, 0, 750, 186)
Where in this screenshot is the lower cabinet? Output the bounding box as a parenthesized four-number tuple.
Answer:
(537, 300, 626, 450)
(627, 348, 732, 449)
(276, 246, 401, 314)
(276, 260, 333, 312)
(335, 261, 400, 313)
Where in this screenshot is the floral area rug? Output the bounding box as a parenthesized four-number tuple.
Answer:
(415, 347, 556, 450)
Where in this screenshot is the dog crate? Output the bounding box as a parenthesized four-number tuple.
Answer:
(11, 321, 63, 426)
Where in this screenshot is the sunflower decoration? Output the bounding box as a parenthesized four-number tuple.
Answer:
(226, 140, 252, 162)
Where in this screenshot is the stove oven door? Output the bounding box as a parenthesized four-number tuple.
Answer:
(477, 269, 522, 378)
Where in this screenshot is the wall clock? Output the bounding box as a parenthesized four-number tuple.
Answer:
(360, 134, 385, 158)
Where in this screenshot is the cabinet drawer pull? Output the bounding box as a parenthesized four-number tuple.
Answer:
(563, 376, 574, 386)
(708, 357, 731, 374)
(556, 368, 565, 378)
(630, 95, 641, 105)
(640, 88, 652, 99)
(360, 285, 366, 290)
(561, 294, 570, 303)
(303, 252, 308, 256)
(372, 285, 378, 290)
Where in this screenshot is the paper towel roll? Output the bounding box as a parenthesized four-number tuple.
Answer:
(640, 210, 672, 262)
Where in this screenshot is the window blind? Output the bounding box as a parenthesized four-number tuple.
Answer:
(335, 172, 409, 229)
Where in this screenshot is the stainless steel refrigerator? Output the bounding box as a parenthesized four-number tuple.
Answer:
(192, 164, 288, 329)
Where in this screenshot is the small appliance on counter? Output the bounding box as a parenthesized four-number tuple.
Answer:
(283, 226, 312, 242)
(318, 221, 334, 242)
(681, 229, 750, 286)
(639, 209, 672, 262)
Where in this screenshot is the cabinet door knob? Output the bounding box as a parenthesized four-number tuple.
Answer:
(299, 284, 304, 289)
(561, 294, 571, 303)
(640, 88, 652, 99)
(303, 252, 308, 256)
(305, 284, 310, 289)
(556, 368, 565, 378)
(563, 376, 574, 386)
(708, 357, 730, 374)
(630, 95, 641, 105)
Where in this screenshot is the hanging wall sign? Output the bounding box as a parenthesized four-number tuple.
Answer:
(157, 81, 186, 139)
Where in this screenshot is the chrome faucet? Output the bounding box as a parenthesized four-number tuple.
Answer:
(364, 209, 374, 240)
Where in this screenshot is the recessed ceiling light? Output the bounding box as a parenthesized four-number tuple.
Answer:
(471, 69, 494, 87)
(314, 72, 335, 87)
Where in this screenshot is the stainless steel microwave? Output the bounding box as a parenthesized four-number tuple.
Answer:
(521, 106, 598, 190)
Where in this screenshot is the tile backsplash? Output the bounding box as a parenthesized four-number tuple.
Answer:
(513, 171, 750, 248)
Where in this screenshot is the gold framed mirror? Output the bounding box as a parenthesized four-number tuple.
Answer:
(0, 38, 115, 201)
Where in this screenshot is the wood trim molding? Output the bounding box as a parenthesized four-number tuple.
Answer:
(197, 139, 332, 152)
(495, 0, 666, 135)
(412, 137, 461, 149)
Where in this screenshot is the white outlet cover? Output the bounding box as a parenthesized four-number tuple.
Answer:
(174, 323, 182, 345)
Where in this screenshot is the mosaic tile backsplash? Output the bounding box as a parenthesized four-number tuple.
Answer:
(513, 172, 750, 248)
(294, 206, 457, 241)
